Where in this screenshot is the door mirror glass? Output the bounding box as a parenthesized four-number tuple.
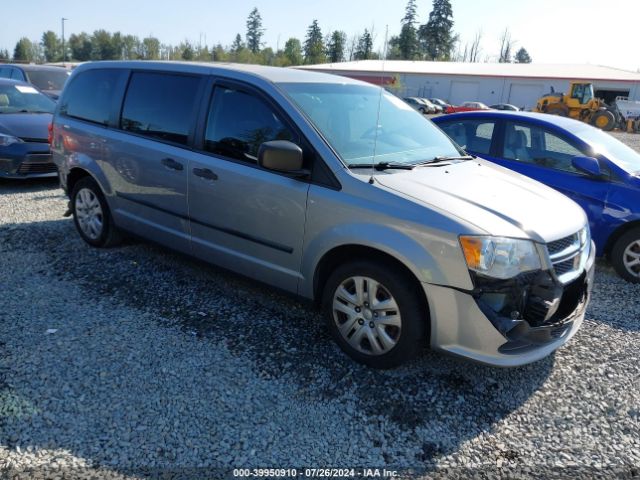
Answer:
(258, 140, 303, 172)
(571, 156, 601, 177)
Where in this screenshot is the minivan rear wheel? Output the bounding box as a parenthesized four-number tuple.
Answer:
(322, 260, 426, 368)
(71, 177, 122, 248)
(611, 228, 640, 283)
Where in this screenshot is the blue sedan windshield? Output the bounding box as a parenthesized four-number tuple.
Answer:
(280, 83, 461, 165)
(0, 83, 55, 114)
(575, 126, 640, 174)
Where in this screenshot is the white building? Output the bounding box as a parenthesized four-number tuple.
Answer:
(297, 60, 640, 110)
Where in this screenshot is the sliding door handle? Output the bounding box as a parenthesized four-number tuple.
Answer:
(161, 158, 183, 171)
(193, 167, 218, 181)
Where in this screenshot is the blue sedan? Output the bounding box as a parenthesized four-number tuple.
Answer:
(433, 111, 640, 283)
(0, 78, 56, 178)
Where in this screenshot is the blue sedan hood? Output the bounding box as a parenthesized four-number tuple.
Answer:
(0, 112, 52, 141)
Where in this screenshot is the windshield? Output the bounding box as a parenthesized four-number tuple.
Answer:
(280, 83, 461, 165)
(0, 83, 56, 114)
(575, 126, 640, 174)
(25, 69, 70, 91)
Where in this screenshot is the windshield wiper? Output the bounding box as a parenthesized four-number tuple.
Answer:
(348, 162, 415, 171)
(415, 155, 475, 166)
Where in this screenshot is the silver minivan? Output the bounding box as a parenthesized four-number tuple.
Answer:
(52, 62, 595, 368)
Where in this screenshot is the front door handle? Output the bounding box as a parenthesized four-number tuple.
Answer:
(193, 167, 218, 181)
(161, 158, 183, 171)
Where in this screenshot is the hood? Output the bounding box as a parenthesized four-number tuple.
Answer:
(42, 90, 60, 101)
(0, 112, 52, 141)
(374, 160, 587, 243)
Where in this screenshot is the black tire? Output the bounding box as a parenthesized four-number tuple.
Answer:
(71, 176, 122, 248)
(611, 228, 640, 283)
(591, 110, 616, 131)
(419, 107, 427, 115)
(321, 260, 427, 369)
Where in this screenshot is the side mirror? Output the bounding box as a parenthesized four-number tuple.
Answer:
(571, 156, 601, 177)
(258, 140, 304, 173)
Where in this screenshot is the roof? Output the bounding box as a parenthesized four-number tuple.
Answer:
(6, 64, 71, 72)
(432, 110, 592, 132)
(74, 60, 363, 85)
(298, 60, 640, 82)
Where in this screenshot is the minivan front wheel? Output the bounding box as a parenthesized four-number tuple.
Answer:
(322, 260, 426, 368)
(71, 177, 122, 248)
(611, 228, 640, 283)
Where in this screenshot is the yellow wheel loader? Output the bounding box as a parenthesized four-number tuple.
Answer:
(534, 82, 620, 131)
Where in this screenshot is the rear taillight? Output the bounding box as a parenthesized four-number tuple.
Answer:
(48, 123, 53, 145)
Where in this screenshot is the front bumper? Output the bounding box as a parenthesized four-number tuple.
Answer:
(425, 240, 596, 367)
(0, 142, 57, 178)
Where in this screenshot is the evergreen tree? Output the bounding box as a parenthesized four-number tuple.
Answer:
(354, 29, 374, 60)
(246, 7, 265, 54)
(41, 31, 61, 62)
(398, 0, 419, 59)
(283, 37, 303, 65)
(515, 47, 532, 64)
(231, 34, 244, 54)
(419, 0, 456, 60)
(327, 31, 346, 63)
(181, 41, 194, 60)
(13, 38, 34, 62)
(304, 20, 326, 64)
(212, 43, 229, 62)
(0, 49, 9, 61)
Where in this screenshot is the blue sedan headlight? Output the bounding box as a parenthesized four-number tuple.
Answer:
(0, 133, 24, 147)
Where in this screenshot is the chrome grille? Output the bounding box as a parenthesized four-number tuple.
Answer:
(546, 228, 588, 284)
(554, 257, 578, 276)
(548, 234, 579, 256)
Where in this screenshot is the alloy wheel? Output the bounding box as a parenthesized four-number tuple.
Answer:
(623, 240, 640, 279)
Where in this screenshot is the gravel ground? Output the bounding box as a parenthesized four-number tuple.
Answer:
(1, 136, 639, 479)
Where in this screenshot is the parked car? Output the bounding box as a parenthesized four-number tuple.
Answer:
(0, 78, 57, 178)
(0, 64, 71, 100)
(430, 98, 451, 111)
(433, 111, 640, 282)
(403, 96, 432, 114)
(445, 101, 491, 114)
(420, 98, 443, 113)
(490, 103, 520, 111)
(52, 62, 595, 368)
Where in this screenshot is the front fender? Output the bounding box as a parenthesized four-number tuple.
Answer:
(299, 221, 473, 299)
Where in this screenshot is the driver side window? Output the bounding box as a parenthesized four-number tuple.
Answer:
(205, 86, 296, 164)
(503, 122, 584, 174)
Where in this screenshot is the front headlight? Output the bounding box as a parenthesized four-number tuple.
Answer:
(0, 133, 23, 147)
(459, 236, 542, 280)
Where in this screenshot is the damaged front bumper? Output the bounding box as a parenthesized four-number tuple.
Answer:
(425, 241, 596, 367)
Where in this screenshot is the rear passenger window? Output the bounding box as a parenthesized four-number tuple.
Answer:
(205, 86, 295, 163)
(0, 67, 12, 78)
(438, 120, 495, 154)
(60, 69, 122, 125)
(121, 72, 200, 146)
